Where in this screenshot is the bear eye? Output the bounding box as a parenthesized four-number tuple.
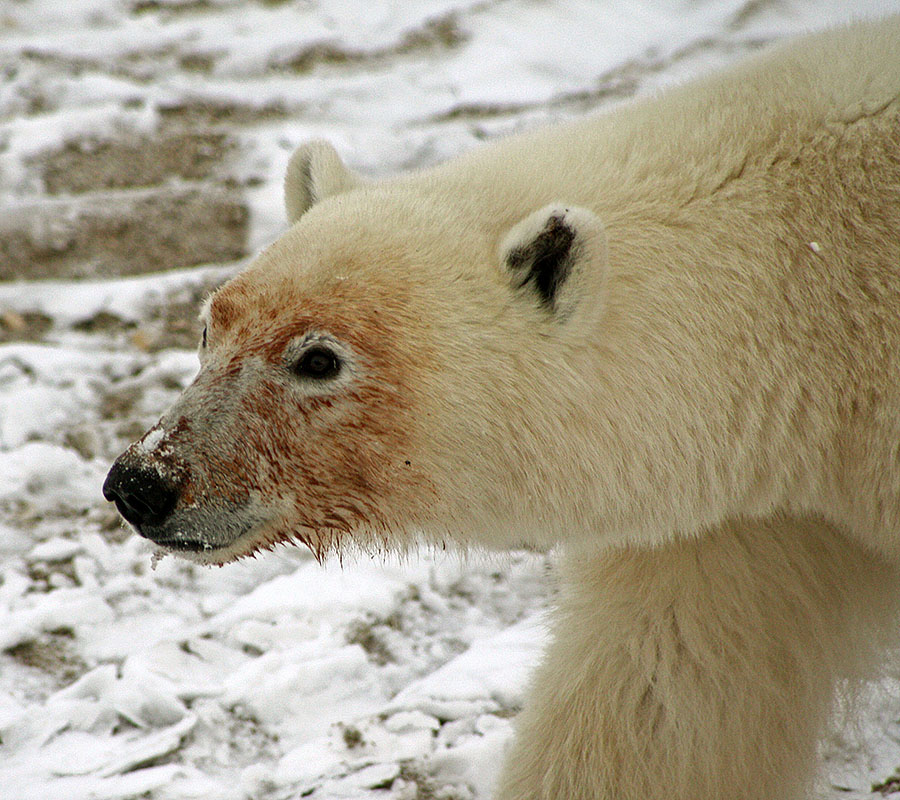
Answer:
(292, 345, 341, 380)
(201, 325, 208, 348)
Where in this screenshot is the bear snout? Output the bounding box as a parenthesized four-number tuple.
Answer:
(102, 458, 179, 533)
(102, 446, 271, 559)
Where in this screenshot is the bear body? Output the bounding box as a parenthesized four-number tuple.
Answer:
(104, 17, 900, 800)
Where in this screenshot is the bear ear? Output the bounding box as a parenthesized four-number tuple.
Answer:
(284, 140, 363, 224)
(500, 203, 608, 321)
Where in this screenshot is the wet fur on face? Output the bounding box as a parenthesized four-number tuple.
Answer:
(118, 264, 439, 564)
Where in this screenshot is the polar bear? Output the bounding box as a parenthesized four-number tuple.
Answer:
(104, 16, 900, 800)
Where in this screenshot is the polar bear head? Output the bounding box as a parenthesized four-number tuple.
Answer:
(103, 141, 609, 563)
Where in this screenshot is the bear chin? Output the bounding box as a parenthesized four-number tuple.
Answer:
(142, 516, 370, 567)
(136, 514, 292, 566)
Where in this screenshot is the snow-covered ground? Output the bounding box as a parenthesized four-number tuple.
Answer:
(3, 1, 900, 798)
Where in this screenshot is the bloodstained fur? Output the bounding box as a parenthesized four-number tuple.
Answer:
(161, 270, 438, 560)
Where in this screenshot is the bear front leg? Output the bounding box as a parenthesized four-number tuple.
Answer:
(494, 517, 899, 800)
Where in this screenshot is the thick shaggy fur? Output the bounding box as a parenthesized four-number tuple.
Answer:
(105, 17, 900, 800)
(496, 519, 900, 800)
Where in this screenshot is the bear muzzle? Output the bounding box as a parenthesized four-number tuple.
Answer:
(102, 458, 179, 531)
(102, 445, 274, 559)
(101, 455, 211, 552)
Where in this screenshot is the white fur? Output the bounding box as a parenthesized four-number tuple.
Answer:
(278, 19, 900, 797)
(128, 16, 900, 800)
(284, 139, 363, 224)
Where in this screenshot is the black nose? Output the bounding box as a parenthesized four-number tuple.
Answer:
(102, 459, 178, 530)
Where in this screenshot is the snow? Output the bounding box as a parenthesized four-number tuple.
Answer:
(3, 1, 900, 799)
(0, 264, 236, 326)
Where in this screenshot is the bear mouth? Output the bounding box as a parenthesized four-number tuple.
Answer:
(131, 507, 277, 565)
(136, 524, 245, 557)
(144, 533, 219, 553)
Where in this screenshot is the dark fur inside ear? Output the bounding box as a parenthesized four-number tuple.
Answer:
(505, 214, 578, 310)
(295, 151, 316, 205)
(500, 203, 608, 323)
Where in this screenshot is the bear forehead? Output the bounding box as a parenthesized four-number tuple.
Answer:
(209, 274, 412, 343)
(203, 194, 495, 360)
(201, 245, 439, 377)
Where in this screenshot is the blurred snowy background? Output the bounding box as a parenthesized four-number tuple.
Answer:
(3, 1, 900, 798)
